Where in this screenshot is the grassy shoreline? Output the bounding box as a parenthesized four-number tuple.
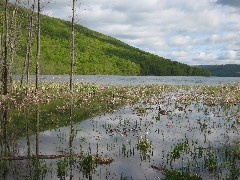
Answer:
(1, 82, 239, 136)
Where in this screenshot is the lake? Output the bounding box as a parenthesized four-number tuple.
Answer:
(15, 75, 240, 86)
(2, 75, 240, 179)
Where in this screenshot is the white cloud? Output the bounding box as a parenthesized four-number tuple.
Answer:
(228, 50, 237, 59)
(23, 0, 240, 65)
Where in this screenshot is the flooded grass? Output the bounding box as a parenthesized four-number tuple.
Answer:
(0, 82, 240, 179)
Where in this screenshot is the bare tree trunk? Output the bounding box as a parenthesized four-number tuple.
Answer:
(34, 0, 43, 156)
(36, 0, 41, 91)
(35, 104, 39, 156)
(26, 9, 34, 95)
(20, 56, 27, 88)
(69, 96, 74, 180)
(0, 24, 4, 92)
(21, 1, 35, 95)
(70, 0, 75, 93)
(9, 0, 20, 87)
(2, 0, 9, 95)
(69, 6, 76, 178)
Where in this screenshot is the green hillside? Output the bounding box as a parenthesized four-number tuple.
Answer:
(198, 64, 240, 77)
(1, 1, 210, 76)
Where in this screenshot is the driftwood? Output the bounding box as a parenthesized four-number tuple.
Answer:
(151, 165, 165, 171)
(0, 154, 114, 165)
(0, 154, 68, 160)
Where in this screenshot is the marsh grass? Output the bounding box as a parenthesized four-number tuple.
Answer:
(0, 82, 240, 179)
(79, 155, 97, 178)
(0, 82, 151, 139)
(30, 156, 48, 179)
(137, 136, 152, 160)
(163, 169, 202, 180)
(57, 158, 68, 179)
(0, 160, 8, 177)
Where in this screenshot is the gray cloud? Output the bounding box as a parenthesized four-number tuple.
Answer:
(216, 0, 240, 8)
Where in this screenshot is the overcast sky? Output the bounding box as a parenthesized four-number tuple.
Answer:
(39, 0, 240, 65)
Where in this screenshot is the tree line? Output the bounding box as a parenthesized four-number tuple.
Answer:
(198, 64, 240, 77)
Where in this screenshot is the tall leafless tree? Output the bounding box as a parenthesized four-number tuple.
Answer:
(1, 0, 20, 95)
(70, 0, 76, 93)
(36, 0, 41, 91)
(35, 104, 39, 156)
(20, 0, 35, 95)
(0, 22, 4, 92)
(2, 0, 10, 95)
(9, 0, 20, 86)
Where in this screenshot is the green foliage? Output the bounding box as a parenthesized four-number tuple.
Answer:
(204, 151, 217, 172)
(80, 155, 96, 176)
(169, 139, 189, 161)
(163, 169, 202, 180)
(31, 156, 48, 180)
(57, 159, 68, 179)
(137, 105, 147, 114)
(155, 113, 161, 121)
(137, 136, 151, 160)
(198, 64, 240, 77)
(0, 160, 8, 177)
(0, 1, 210, 76)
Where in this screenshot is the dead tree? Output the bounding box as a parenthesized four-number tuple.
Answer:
(20, 0, 35, 95)
(70, 0, 76, 93)
(2, 0, 10, 95)
(36, 0, 40, 91)
(0, 22, 4, 92)
(9, 0, 20, 86)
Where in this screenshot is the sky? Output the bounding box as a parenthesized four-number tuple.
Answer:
(31, 0, 240, 65)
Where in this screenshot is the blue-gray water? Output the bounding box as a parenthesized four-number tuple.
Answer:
(6, 75, 240, 179)
(15, 75, 240, 86)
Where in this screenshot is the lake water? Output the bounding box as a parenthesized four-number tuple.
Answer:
(15, 75, 240, 86)
(4, 75, 240, 179)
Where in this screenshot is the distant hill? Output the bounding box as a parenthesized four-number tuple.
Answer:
(0, 1, 210, 76)
(198, 64, 240, 77)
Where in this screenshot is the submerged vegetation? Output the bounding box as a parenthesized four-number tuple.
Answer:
(0, 82, 239, 179)
(0, 0, 239, 179)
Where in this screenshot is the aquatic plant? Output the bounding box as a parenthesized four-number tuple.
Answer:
(30, 156, 48, 179)
(169, 140, 189, 161)
(1, 82, 240, 179)
(237, 115, 240, 124)
(79, 155, 96, 176)
(0, 160, 8, 177)
(120, 173, 128, 180)
(232, 145, 240, 159)
(137, 136, 151, 151)
(204, 151, 217, 172)
(197, 120, 208, 131)
(122, 144, 127, 157)
(57, 158, 68, 179)
(136, 105, 147, 114)
(155, 113, 161, 121)
(137, 136, 151, 160)
(163, 169, 202, 180)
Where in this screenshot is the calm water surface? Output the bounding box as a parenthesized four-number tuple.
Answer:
(5, 75, 240, 179)
(15, 75, 240, 86)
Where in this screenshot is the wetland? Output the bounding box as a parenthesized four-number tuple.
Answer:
(0, 76, 240, 179)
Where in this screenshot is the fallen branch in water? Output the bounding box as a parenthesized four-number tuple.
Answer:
(0, 154, 114, 164)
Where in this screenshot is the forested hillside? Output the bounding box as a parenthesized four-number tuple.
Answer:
(0, 1, 210, 76)
(198, 64, 240, 77)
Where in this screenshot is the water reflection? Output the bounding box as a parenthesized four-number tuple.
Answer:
(0, 84, 240, 179)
